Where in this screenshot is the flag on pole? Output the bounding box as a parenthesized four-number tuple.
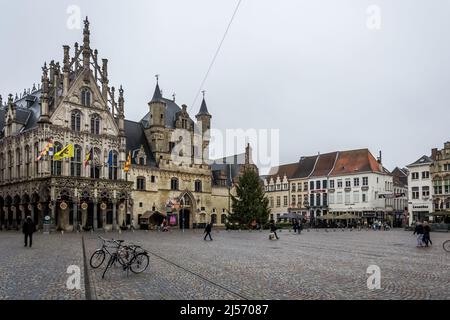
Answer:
(124, 151, 132, 172)
(36, 139, 54, 161)
(84, 148, 93, 167)
(53, 144, 74, 161)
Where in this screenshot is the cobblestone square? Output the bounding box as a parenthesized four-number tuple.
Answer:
(0, 229, 449, 300)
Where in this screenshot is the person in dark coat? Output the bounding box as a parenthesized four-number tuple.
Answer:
(269, 220, 279, 240)
(422, 221, 432, 247)
(292, 219, 298, 233)
(204, 222, 213, 241)
(22, 216, 36, 248)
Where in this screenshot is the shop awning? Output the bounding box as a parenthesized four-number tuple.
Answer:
(428, 211, 450, 216)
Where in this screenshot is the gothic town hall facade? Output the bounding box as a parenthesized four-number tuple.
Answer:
(0, 19, 256, 232)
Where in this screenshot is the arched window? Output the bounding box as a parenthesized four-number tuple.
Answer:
(90, 148, 102, 179)
(211, 214, 217, 225)
(71, 145, 82, 177)
(81, 88, 91, 107)
(25, 146, 30, 178)
(15, 148, 21, 179)
(90, 114, 101, 135)
(108, 151, 118, 180)
(195, 180, 202, 193)
(71, 110, 82, 132)
(0, 153, 4, 182)
(170, 178, 179, 191)
(34, 142, 39, 176)
(8, 150, 13, 180)
(51, 143, 63, 176)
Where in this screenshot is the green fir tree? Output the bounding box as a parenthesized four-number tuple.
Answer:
(229, 168, 270, 228)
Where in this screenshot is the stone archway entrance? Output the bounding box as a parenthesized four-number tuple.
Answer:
(178, 191, 196, 229)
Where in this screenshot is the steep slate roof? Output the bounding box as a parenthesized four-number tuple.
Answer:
(267, 162, 299, 180)
(309, 152, 338, 178)
(0, 91, 42, 134)
(292, 155, 318, 179)
(407, 155, 433, 167)
(124, 120, 156, 167)
(196, 97, 211, 117)
(141, 83, 198, 129)
(329, 149, 383, 176)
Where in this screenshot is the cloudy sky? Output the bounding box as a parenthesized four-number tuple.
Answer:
(1, 0, 449, 174)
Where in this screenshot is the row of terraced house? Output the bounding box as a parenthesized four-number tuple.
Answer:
(262, 149, 407, 227)
(263, 142, 450, 228)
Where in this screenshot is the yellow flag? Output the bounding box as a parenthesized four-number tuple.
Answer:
(53, 144, 74, 161)
(124, 151, 132, 172)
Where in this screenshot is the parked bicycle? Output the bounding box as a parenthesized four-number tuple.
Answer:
(90, 236, 126, 269)
(443, 240, 450, 252)
(101, 242, 149, 279)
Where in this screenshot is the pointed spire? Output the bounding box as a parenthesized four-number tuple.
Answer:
(83, 16, 91, 69)
(196, 90, 211, 117)
(151, 74, 163, 102)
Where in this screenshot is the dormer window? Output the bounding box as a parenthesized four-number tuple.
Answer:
(81, 88, 91, 107)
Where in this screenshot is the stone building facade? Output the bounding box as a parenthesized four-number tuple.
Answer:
(0, 18, 255, 231)
(430, 142, 450, 214)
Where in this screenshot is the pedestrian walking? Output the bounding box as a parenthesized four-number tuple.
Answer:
(22, 216, 36, 248)
(422, 221, 432, 247)
(413, 222, 424, 247)
(269, 220, 279, 240)
(130, 218, 135, 232)
(292, 219, 298, 233)
(298, 221, 303, 234)
(204, 222, 213, 241)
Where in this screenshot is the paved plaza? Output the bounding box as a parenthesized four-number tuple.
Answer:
(0, 229, 449, 300)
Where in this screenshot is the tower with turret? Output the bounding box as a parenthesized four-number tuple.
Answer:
(196, 92, 212, 163)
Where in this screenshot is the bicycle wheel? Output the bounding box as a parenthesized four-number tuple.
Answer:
(90, 250, 106, 269)
(443, 240, 450, 252)
(130, 253, 149, 274)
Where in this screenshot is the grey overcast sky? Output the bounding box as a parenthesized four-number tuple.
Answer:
(1, 0, 450, 174)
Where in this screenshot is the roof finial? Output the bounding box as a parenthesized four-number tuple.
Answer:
(172, 92, 176, 102)
(83, 16, 90, 69)
(155, 74, 159, 83)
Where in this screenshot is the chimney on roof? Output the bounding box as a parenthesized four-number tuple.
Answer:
(431, 148, 438, 161)
(377, 151, 382, 164)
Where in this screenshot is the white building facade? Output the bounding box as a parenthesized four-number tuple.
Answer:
(407, 156, 433, 225)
